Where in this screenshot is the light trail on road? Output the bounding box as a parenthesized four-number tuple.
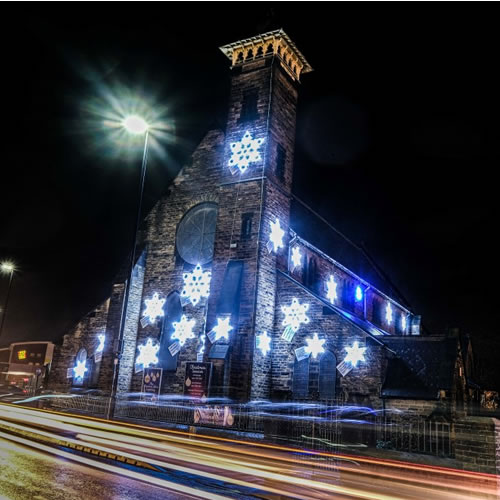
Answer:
(0, 402, 498, 499)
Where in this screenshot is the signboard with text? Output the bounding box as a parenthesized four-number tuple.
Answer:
(184, 362, 211, 402)
(142, 367, 163, 400)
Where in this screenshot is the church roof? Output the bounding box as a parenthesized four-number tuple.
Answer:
(381, 337, 458, 400)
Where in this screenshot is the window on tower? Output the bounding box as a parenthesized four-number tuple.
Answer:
(240, 212, 253, 240)
(276, 144, 286, 181)
(239, 89, 259, 123)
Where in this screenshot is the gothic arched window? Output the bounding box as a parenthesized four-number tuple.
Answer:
(292, 356, 310, 399)
(319, 351, 337, 400)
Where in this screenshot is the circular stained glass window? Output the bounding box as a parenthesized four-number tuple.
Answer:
(176, 202, 218, 265)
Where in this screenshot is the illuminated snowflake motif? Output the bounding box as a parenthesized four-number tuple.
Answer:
(344, 341, 367, 368)
(96, 334, 105, 353)
(213, 317, 233, 342)
(228, 131, 265, 174)
(256, 331, 272, 356)
(73, 360, 88, 380)
(304, 333, 325, 359)
(269, 219, 285, 253)
(326, 275, 338, 304)
(385, 302, 393, 325)
(143, 293, 165, 324)
(291, 246, 302, 269)
(282, 298, 310, 333)
(171, 315, 197, 347)
(136, 338, 160, 368)
(198, 334, 206, 357)
(401, 314, 407, 332)
(181, 264, 211, 306)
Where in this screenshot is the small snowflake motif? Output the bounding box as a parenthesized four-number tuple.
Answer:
(304, 333, 326, 359)
(326, 275, 338, 304)
(181, 264, 211, 306)
(213, 317, 233, 342)
(171, 315, 197, 347)
(256, 331, 272, 356)
(228, 131, 265, 174)
(344, 341, 367, 368)
(291, 246, 302, 269)
(73, 360, 88, 380)
(385, 301, 393, 325)
(282, 298, 310, 333)
(136, 338, 160, 369)
(143, 293, 166, 325)
(269, 218, 285, 253)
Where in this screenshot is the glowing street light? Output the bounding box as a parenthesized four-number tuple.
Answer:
(122, 115, 149, 135)
(0, 261, 16, 341)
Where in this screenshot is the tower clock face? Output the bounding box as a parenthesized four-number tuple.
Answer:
(176, 202, 218, 265)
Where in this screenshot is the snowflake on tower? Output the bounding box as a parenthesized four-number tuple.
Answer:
(268, 218, 285, 253)
(385, 301, 393, 325)
(143, 293, 166, 325)
(228, 131, 265, 174)
(256, 331, 272, 356)
(136, 338, 160, 369)
(326, 275, 338, 304)
(171, 315, 197, 346)
(181, 264, 211, 306)
(282, 298, 310, 333)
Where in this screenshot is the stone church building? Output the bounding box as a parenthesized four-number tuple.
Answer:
(49, 30, 469, 418)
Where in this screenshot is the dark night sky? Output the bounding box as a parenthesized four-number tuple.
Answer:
(0, 4, 498, 383)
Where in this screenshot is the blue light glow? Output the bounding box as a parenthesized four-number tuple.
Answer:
(355, 286, 363, 302)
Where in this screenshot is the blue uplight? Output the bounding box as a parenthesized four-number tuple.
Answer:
(355, 286, 363, 302)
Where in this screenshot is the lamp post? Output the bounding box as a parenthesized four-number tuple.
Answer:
(0, 261, 16, 342)
(107, 115, 150, 419)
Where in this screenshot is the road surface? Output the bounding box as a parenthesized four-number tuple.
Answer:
(0, 402, 498, 499)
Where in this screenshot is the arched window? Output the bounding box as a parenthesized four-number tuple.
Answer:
(292, 356, 310, 399)
(159, 291, 183, 371)
(303, 256, 318, 293)
(319, 351, 336, 400)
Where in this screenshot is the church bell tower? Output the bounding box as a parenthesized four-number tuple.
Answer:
(205, 30, 312, 400)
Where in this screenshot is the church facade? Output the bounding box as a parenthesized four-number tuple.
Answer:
(48, 30, 467, 418)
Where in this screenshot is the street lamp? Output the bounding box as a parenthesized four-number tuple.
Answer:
(0, 261, 16, 342)
(107, 115, 150, 419)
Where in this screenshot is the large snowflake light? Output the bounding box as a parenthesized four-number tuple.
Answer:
(256, 331, 271, 356)
(326, 275, 338, 304)
(269, 218, 285, 253)
(136, 338, 160, 369)
(385, 301, 393, 325)
(282, 298, 310, 333)
(181, 264, 211, 306)
(143, 293, 165, 324)
(304, 333, 325, 359)
(291, 246, 302, 269)
(228, 131, 265, 174)
(171, 315, 197, 346)
(344, 341, 367, 368)
(213, 317, 233, 342)
(73, 360, 88, 380)
(96, 334, 105, 353)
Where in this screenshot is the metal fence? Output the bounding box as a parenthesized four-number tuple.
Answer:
(45, 395, 454, 458)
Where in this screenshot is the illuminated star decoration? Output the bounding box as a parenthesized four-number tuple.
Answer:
(181, 264, 211, 306)
(291, 246, 302, 269)
(73, 360, 88, 380)
(171, 315, 197, 347)
(269, 218, 285, 253)
(344, 341, 367, 368)
(213, 317, 233, 342)
(228, 131, 265, 174)
(143, 293, 166, 325)
(304, 333, 326, 359)
(256, 331, 272, 356)
(136, 338, 160, 369)
(402, 314, 407, 332)
(326, 275, 338, 304)
(385, 302, 393, 325)
(282, 298, 310, 333)
(96, 334, 105, 353)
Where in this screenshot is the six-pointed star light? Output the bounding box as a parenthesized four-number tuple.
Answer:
(291, 246, 302, 269)
(213, 317, 233, 342)
(136, 338, 160, 368)
(269, 219, 285, 253)
(171, 314, 197, 346)
(344, 341, 367, 368)
(143, 293, 166, 324)
(73, 360, 88, 379)
(326, 275, 338, 304)
(304, 333, 325, 359)
(256, 331, 272, 356)
(181, 264, 211, 306)
(228, 131, 265, 174)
